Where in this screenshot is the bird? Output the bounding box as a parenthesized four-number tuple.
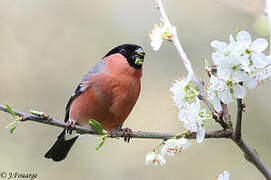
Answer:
(45, 44, 145, 162)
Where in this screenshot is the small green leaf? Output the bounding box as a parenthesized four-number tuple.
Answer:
(96, 140, 105, 151)
(6, 104, 16, 117)
(6, 120, 17, 129)
(6, 117, 21, 129)
(88, 119, 104, 135)
(195, 85, 199, 92)
(204, 59, 210, 68)
(30, 109, 43, 116)
(10, 126, 17, 134)
(234, 27, 240, 41)
(183, 131, 190, 136)
(97, 134, 109, 140)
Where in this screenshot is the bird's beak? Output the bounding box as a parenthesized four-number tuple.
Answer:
(135, 57, 144, 65)
(135, 49, 145, 65)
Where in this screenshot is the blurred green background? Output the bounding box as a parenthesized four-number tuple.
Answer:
(0, 0, 270, 179)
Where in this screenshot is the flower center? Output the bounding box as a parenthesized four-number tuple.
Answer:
(245, 48, 251, 54)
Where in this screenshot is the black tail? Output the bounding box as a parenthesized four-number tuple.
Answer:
(45, 130, 78, 162)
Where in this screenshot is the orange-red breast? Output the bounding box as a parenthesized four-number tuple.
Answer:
(45, 44, 145, 161)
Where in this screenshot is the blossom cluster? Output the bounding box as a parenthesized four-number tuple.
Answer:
(149, 19, 173, 51)
(145, 74, 211, 166)
(217, 170, 230, 180)
(145, 138, 191, 166)
(170, 75, 210, 144)
(207, 30, 271, 112)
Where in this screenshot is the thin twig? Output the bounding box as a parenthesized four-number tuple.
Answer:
(197, 81, 215, 113)
(265, 0, 271, 55)
(234, 98, 243, 140)
(156, 0, 195, 79)
(156, 0, 223, 125)
(221, 103, 232, 129)
(197, 81, 228, 129)
(0, 104, 232, 140)
(155, 0, 271, 178)
(232, 137, 271, 179)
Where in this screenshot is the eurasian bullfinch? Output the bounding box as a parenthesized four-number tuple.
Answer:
(45, 44, 145, 161)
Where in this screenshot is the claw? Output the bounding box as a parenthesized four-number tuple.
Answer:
(66, 119, 76, 134)
(121, 128, 132, 143)
(107, 130, 116, 138)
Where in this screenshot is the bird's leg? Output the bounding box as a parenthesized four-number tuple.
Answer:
(115, 125, 133, 143)
(66, 119, 76, 135)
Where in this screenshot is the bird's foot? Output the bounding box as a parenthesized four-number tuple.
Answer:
(66, 119, 76, 134)
(108, 127, 133, 143)
(120, 127, 132, 143)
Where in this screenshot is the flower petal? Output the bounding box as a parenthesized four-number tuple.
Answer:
(196, 127, 205, 143)
(145, 152, 155, 165)
(233, 71, 247, 83)
(228, 41, 243, 55)
(176, 137, 187, 145)
(151, 39, 162, 51)
(212, 96, 223, 112)
(212, 52, 224, 65)
(157, 154, 166, 166)
(233, 84, 246, 98)
(191, 98, 201, 112)
(223, 171, 230, 180)
(244, 75, 257, 89)
(211, 40, 227, 50)
(218, 88, 233, 104)
(252, 38, 268, 52)
(160, 146, 168, 156)
(236, 31, 251, 47)
(182, 141, 191, 150)
(217, 174, 223, 180)
(251, 52, 270, 68)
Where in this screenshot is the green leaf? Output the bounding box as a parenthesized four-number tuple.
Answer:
(30, 109, 43, 116)
(97, 134, 109, 140)
(10, 126, 17, 134)
(88, 119, 104, 135)
(195, 85, 199, 92)
(234, 27, 240, 41)
(6, 104, 16, 117)
(204, 59, 210, 69)
(96, 140, 105, 151)
(6, 117, 21, 129)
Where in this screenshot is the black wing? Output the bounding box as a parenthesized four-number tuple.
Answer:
(64, 84, 84, 122)
(64, 60, 104, 122)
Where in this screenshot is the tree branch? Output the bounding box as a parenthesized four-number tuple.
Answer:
(234, 98, 243, 140)
(156, 0, 195, 79)
(265, 0, 271, 55)
(232, 137, 271, 179)
(0, 104, 231, 140)
(155, 0, 271, 178)
(156, 0, 227, 130)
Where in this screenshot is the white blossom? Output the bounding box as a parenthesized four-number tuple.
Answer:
(211, 40, 241, 76)
(161, 138, 191, 156)
(232, 31, 271, 70)
(149, 24, 164, 51)
(217, 170, 230, 180)
(145, 152, 166, 166)
(178, 98, 206, 143)
(149, 20, 173, 51)
(207, 30, 271, 111)
(210, 30, 271, 83)
(170, 74, 193, 109)
(207, 74, 247, 111)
